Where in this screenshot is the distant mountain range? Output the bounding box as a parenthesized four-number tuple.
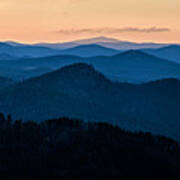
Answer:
(0, 42, 60, 58)
(0, 42, 120, 58)
(58, 44, 119, 57)
(0, 63, 180, 141)
(0, 55, 83, 80)
(0, 37, 179, 83)
(1, 50, 180, 83)
(34, 36, 171, 50)
(1, 37, 179, 62)
(143, 45, 180, 63)
(88, 50, 180, 82)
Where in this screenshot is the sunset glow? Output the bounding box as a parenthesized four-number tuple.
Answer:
(0, 0, 180, 43)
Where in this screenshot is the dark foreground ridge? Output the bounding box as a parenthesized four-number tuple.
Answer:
(0, 113, 179, 180)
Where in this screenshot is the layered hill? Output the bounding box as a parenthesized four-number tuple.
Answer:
(143, 45, 180, 63)
(0, 55, 83, 80)
(34, 36, 169, 50)
(0, 42, 61, 58)
(0, 42, 120, 58)
(89, 50, 180, 82)
(1, 50, 180, 83)
(0, 63, 180, 141)
(58, 44, 119, 57)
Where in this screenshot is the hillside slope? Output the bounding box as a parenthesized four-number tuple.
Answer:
(1, 50, 180, 83)
(58, 44, 119, 57)
(88, 50, 180, 82)
(143, 45, 180, 63)
(0, 63, 180, 141)
(0, 76, 14, 89)
(0, 115, 179, 179)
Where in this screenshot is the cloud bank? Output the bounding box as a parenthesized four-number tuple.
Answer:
(56, 27, 170, 35)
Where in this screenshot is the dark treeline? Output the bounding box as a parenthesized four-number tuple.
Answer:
(0, 113, 179, 180)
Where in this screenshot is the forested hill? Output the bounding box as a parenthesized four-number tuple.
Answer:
(1, 50, 180, 83)
(0, 63, 180, 141)
(0, 114, 179, 179)
(0, 76, 14, 89)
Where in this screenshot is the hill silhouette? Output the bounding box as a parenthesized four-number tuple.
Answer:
(58, 44, 119, 57)
(0, 42, 61, 58)
(0, 63, 180, 141)
(1, 50, 180, 83)
(0, 115, 179, 179)
(0, 42, 120, 58)
(88, 50, 180, 82)
(34, 36, 169, 50)
(143, 45, 180, 63)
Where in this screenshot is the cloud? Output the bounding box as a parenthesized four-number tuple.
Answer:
(56, 27, 170, 35)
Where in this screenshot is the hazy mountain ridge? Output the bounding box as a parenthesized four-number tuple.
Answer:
(87, 50, 180, 82)
(0, 63, 180, 141)
(1, 50, 180, 83)
(143, 45, 180, 63)
(34, 36, 171, 50)
(0, 42, 120, 58)
(57, 44, 119, 57)
(1, 38, 180, 62)
(0, 42, 61, 58)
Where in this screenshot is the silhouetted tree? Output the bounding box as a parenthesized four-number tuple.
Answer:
(0, 115, 178, 180)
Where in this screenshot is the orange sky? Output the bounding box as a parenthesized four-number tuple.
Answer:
(0, 0, 180, 43)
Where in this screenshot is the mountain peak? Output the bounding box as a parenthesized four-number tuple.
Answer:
(61, 44, 118, 57)
(86, 36, 121, 43)
(59, 63, 94, 73)
(56, 63, 105, 78)
(70, 44, 106, 49)
(114, 50, 150, 58)
(37, 63, 110, 86)
(73, 36, 121, 44)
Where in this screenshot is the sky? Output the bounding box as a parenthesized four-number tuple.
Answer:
(0, 0, 180, 43)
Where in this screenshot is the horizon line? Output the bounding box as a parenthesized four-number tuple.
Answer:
(0, 36, 179, 45)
